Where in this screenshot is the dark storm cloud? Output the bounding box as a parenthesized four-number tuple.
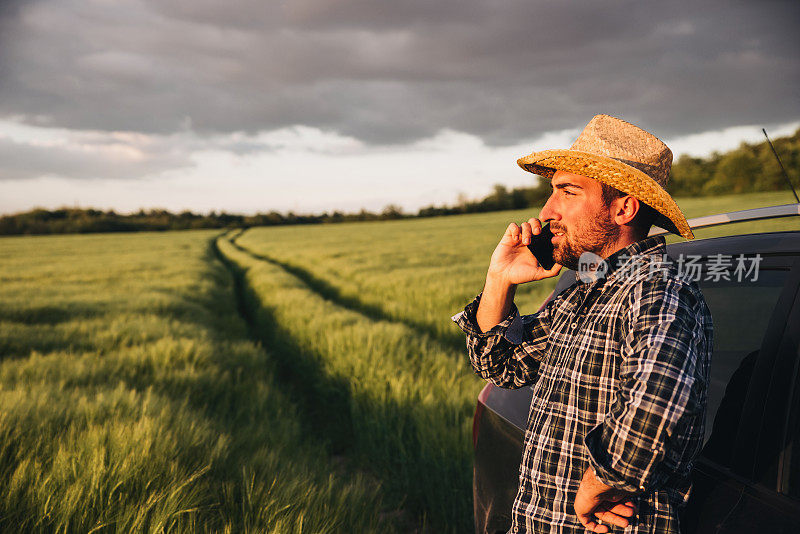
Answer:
(0, 0, 797, 147)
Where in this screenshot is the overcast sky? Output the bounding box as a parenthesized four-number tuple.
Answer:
(1, 0, 798, 215)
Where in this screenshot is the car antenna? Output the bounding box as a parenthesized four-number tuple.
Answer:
(762, 128, 799, 203)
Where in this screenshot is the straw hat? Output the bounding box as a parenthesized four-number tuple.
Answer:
(517, 114, 693, 239)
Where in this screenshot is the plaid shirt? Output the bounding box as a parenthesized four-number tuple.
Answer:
(454, 236, 713, 533)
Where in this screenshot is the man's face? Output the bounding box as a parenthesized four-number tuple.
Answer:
(539, 170, 620, 270)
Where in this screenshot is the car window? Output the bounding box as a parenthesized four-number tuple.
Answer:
(698, 269, 790, 468)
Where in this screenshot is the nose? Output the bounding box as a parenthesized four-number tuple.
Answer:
(539, 191, 558, 224)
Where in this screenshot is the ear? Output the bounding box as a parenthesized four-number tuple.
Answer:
(610, 196, 639, 226)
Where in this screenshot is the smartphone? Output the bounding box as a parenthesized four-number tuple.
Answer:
(527, 223, 556, 270)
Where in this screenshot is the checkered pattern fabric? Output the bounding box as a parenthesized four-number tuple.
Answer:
(453, 236, 713, 533)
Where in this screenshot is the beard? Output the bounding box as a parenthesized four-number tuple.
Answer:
(551, 212, 620, 271)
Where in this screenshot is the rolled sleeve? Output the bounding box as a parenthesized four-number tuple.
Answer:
(451, 293, 524, 343)
(583, 277, 710, 494)
(452, 293, 551, 389)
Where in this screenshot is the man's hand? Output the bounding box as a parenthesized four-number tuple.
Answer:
(574, 466, 638, 533)
(487, 218, 562, 286)
(476, 218, 562, 332)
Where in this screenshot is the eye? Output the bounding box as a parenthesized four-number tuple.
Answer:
(563, 189, 575, 196)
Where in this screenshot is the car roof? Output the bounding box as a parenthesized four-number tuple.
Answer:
(648, 203, 800, 256)
(667, 231, 800, 257)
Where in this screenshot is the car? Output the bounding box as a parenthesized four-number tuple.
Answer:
(471, 202, 800, 534)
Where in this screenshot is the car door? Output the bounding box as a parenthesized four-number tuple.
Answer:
(682, 253, 800, 533)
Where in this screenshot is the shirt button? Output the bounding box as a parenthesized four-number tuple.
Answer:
(571, 323, 577, 329)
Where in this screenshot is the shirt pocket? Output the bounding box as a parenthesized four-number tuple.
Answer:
(573, 344, 617, 416)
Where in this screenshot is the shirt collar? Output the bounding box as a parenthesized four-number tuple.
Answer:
(574, 235, 666, 285)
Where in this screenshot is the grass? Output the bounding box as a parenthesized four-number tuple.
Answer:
(0, 189, 798, 532)
(217, 233, 479, 533)
(0, 230, 391, 533)
(235, 190, 800, 352)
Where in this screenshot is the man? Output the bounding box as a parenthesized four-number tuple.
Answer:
(453, 115, 713, 533)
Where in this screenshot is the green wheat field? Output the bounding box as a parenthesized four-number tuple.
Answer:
(1, 190, 798, 533)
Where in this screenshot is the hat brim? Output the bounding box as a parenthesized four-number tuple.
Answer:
(517, 149, 694, 240)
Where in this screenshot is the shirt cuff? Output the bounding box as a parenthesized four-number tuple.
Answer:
(451, 293, 525, 344)
(583, 423, 648, 494)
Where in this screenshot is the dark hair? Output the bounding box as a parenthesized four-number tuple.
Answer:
(599, 182, 658, 239)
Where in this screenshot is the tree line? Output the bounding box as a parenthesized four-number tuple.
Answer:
(0, 206, 409, 236)
(2, 128, 798, 236)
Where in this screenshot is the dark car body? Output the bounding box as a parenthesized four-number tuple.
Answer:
(472, 229, 800, 534)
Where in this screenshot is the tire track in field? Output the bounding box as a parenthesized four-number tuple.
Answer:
(229, 230, 466, 354)
(215, 232, 475, 533)
(212, 230, 359, 453)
